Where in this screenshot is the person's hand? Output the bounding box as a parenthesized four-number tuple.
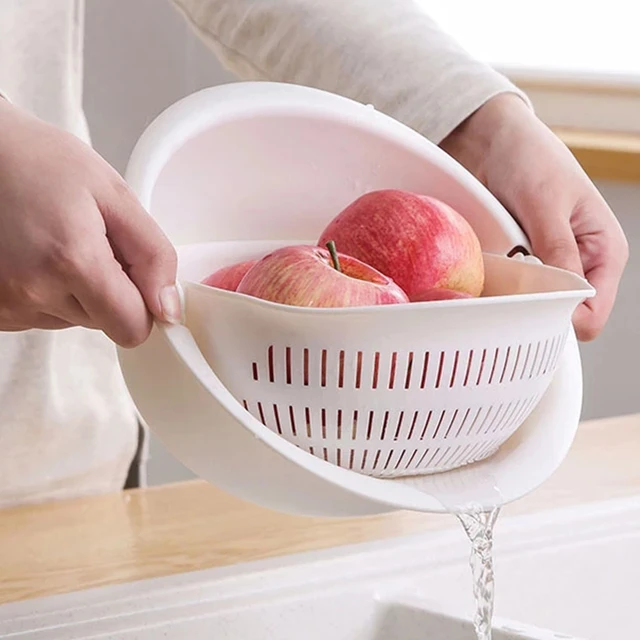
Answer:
(441, 94, 628, 341)
(0, 99, 179, 347)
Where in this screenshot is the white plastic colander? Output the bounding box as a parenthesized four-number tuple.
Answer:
(119, 82, 594, 515)
(182, 246, 590, 479)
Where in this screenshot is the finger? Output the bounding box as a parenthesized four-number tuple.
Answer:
(572, 266, 618, 342)
(33, 314, 75, 330)
(572, 238, 627, 342)
(48, 294, 95, 328)
(0, 284, 91, 331)
(513, 204, 591, 341)
(99, 182, 180, 324)
(0, 314, 73, 332)
(525, 216, 584, 278)
(69, 240, 152, 348)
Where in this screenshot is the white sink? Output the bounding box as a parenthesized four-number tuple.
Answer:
(2, 496, 639, 639)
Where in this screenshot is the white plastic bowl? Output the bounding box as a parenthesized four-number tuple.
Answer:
(118, 82, 593, 515)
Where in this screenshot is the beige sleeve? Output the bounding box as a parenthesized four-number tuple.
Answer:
(171, 0, 530, 144)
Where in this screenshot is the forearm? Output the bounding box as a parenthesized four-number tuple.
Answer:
(171, 0, 530, 143)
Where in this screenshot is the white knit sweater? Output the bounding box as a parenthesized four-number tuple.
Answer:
(0, 0, 525, 507)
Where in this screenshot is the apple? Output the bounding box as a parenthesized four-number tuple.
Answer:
(411, 288, 472, 302)
(236, 241, 409, 307)
(317, 189, 484, 301)
(201, 259, 258, 292)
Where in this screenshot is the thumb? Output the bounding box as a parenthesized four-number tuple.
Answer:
(520, 212, 588, 342)
(99, 183, 180, 324)
(523, 215, 584, 277)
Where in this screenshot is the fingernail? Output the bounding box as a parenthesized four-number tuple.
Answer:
(159, 285, 182, 324)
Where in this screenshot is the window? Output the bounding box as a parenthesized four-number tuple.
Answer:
(419, 1, 640, 133)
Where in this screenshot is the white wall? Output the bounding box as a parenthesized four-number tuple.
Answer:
(83, 1, 640, 486)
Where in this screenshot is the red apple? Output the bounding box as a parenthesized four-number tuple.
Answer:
(411, 288, 472, 302)
(317, 189, 484, 301)
(236, 242, 409, 308)
(201, 259, 258, 292)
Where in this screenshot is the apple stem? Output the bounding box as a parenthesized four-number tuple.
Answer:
(326, 240, 342, 273)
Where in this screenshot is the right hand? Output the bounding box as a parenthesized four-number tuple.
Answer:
(441, 94, 628, 341)
(0, 99, 179, 347)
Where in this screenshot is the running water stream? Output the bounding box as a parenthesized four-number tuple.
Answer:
(394, 457, 503, 638)
(457, 506, 501, 640)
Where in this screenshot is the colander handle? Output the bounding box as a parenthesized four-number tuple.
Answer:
(507, 245, 542, 265)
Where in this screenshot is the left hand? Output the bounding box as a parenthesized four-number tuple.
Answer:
(440, 93, 628, 342)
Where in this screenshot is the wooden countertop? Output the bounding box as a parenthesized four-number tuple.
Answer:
(1, 413, 639, 605)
